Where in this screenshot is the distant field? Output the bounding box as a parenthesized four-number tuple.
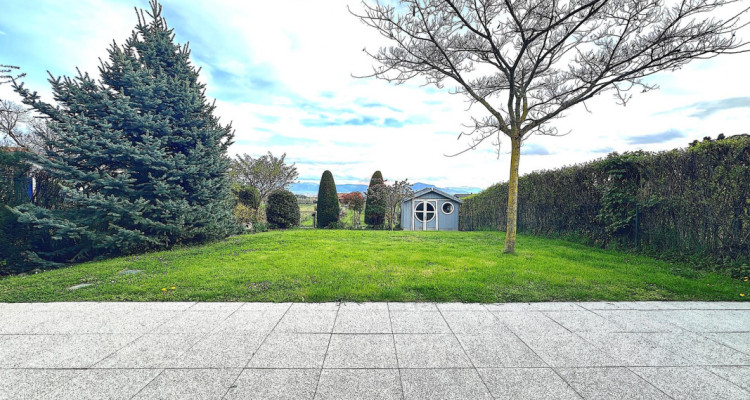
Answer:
(0, 230, 746, 303)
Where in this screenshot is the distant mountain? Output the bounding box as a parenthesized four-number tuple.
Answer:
(290, 181, 481, 196)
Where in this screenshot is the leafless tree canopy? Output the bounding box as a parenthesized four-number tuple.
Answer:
(0, 99, 56, 153)
(0, 100, 30, 148)
(229, 152, 299, 202)
(369, 179, 414, 230)
(354, 0, 749, 152)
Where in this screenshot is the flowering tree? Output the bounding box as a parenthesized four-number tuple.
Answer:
(341, 191, 366, 228)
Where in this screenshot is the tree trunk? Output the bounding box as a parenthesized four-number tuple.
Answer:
(503, 136, 522, 254)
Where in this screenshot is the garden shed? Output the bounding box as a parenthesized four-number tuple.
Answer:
(401, 187, 462, 231)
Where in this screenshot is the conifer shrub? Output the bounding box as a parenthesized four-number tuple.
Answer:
(266, 189, 300, 229)
(316, 170, 340, 228)
(364, 171, 386, 228)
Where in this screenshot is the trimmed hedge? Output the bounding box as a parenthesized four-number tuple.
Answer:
(460, 135, 750, 268)
(266, 189, 300, 229)
(317, 170, 340, 228)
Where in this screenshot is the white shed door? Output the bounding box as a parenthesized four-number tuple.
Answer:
(413, 200, 438, 231)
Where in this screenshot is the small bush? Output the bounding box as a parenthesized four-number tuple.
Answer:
(232, 184, 260, 209)
(266, 189, 300, 229)
(251, 220, 268, 233)
(233, 203, 253, 226)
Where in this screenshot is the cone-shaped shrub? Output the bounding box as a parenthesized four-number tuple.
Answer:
(365, 171, 386, 227)
(316, 170, 340, 228)
(266, 189, 300, 228)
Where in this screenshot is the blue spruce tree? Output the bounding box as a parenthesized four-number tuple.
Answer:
(11, 1, 236, 265)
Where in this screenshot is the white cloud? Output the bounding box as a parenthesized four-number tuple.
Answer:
(3, 0, 750, 191)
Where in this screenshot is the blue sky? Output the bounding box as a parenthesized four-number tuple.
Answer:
(2, 0, 750, 190)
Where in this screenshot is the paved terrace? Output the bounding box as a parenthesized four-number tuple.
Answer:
(1, 301, 749, 399)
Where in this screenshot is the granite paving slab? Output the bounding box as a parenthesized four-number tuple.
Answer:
(485, 302, 584, 312)
(658, 310, 750, 332)
(315, 369, 402, 400)
(152, 310, 235, 334)
(477, 368, 582, 400)
(386, 302, 438, 311)
(0, 334, 138, 368)
(577, 331, 691, 366)
(514, 331, 621, 367)
(323, 334, 398, 368)
(212, 310, 286, 334)
(557, 367, 671, 399)
(440, 310, 508, 333)
(93, 334, 204, 368)
(455, 333, 546, 368)
(276, 310, 338, 333)
(544, 310, 627, 333)
(0, 369, 79, 400)
(594, 310, 684, 332)
(491, 311, 570, 336)
(248, 333, 331, 368)
(631, 366, 750, 400)
(703, 332, 750, 354)
(224, 368, 319, 400)
(390, 310, 451, 333)
(172, 332, 266, 368)
(130, 368, 241, 400)
(394, 334, 472, 368)
(643, 331, 750, 366)
(400, 368, 493, 400)
(334, 309, 392, 333)
(0, 301, 748, 399)
(705, 366, 750, 392)
(41, 368, 162, 400)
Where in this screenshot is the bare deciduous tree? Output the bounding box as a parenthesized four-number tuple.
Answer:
(370, 179, 415, 230)
(0, 100, 31, 148)
(0, 99, 56, 153)
(229, 152, 299, 203)
(354, 0, 749, 253)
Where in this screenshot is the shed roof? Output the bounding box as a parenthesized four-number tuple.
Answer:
(403, 187, 463, 204)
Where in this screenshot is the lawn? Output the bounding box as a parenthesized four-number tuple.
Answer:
(0, 230, 746, 302)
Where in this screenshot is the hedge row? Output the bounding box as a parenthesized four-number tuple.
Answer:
(460, 135, 750, 267)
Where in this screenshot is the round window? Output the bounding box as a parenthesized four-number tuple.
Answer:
(442, 202, 454, 214)
(414, 202, 436, 222)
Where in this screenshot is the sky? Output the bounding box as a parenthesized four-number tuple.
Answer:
(2, 0, 750, 191)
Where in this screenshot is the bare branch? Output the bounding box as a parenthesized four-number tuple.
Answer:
(355, 0, 750, 147)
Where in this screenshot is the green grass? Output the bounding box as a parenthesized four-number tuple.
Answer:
(1, 230, 747, 302)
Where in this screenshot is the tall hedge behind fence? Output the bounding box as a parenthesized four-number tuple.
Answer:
(460, 135, 750, 266)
